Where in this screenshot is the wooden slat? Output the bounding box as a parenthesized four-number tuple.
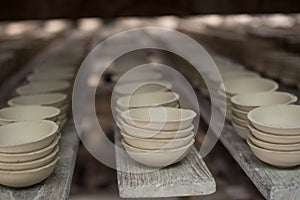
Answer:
(114, 128, 216, 198)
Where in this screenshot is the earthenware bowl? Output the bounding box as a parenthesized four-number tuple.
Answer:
(112, 71, 163, 83)
(27, 72, 74, 82)
(16, 81, 70, 95)
(231, 107, 248, 120)
(232, 122, 250, 139)
(232, 115, 248, 128)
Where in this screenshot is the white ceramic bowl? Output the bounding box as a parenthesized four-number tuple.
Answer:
(232, 122, 250, 139)
(27, 72, 74, 81)
(0, 120, 58, 153)
(249, 134, 300, 151)
(122, 139, 194, 167)
(121, 107, 196, 131)
(247, 139, 300, 167)
(117, 92, 179, 111)
(8, 93, 67, 108)
(232, 115, 247, 128)
(121, 131, 194, 150)
(231, 92, 297, 112)
(220, 78, 278, 96)
(0, 106, 60, 125)
(0, 157, 59, 187)
(117, 120, 194, 139)
(248, 105, 300, 135)
(231, 107, 248, 120)
(0, 146, 59, 171)
(16, 81, 70, 95)
(0, 134, 60, 163)
(112, 71, 163, 83)
(248, 124, 300, 144)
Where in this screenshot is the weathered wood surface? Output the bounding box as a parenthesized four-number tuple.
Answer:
(197, 93, 300, 200)
(114, 127, 216, 198)
(0, 119, 80, 200)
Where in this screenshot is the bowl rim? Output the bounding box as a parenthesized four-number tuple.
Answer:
(232, 121, 248, 130)
(0, 120, 59, 148)
(121, 107, 197, 123)
(114, 81, 172, 95)
(249, 133, 300, 149)
(8, 93, 67, 107)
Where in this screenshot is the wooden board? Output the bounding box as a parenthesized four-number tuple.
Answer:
(114, 128, 216, 198)
(197, 93, 300, 200)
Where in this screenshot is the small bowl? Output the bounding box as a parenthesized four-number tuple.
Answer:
(121, 131, 194, 150)
(27, 73, 74, 82)
(248, 105, 300, 135)
(220, 78, 278, 96)
(232, 122, 250, 139)
(0, 134, 60, 163)
(16, 81, 70, 95)
(232, 115, 247, 128)
(117, 91, 179, 111)
(122, 139, 194, 167)
(0, 120, 58, 153)
(249, 134, 300, 151)
(117, 120, 194, 139)
(0, 157, 59, 188)
(0, 146, 59, 171)
(231, 92, 297, 112)
(0, 106, 60, 125)
(112, 71, 163, 83)
(121, 107, 196, 131)
(248, 124, 300, 144)
(114, 81, 172, 97)
(247, 139, 300, 167)
(8, 93, 67, 108)
(231, 107, 248, 120)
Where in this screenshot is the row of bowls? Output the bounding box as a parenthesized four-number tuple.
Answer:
(0, 38, 86, 188)
(113, 74, 197, 167)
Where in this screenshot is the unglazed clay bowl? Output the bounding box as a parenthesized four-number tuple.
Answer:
(248, 124, 300, 144)
(121, 131, 194, 150)
(112, 71, 163, 83)
(0, 157, 59, 188)
(16, 81, 70, 95)
(249, 134, 300, 151)
(247, 139, 300, 167)
(8, 93, 67, 108)
(0, 134, 60, 163)
(248, 105, 300, 135)
(121, 107, 196, 131)
(27, 72, 74, 82)
(231, 107, 248, 121)
(232, 122, 250, 139)
(220, 78, 278, 96)
(0, 120, 58, 153)
(232, 115, 248, 128)
(231, 92, 297, 112)
(0, 146, 59, 171)
(0, 106, 60, 125)
(121, 139, 194, 167)
(117, 91, 179, 111)
(114, 81, 172, 97)
(118, 120, 194, 139)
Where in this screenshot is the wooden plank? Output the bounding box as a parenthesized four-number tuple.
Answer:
(114, 127, 216, 198)
(0, 119, 80, 200)
(197, 92, 300, 200)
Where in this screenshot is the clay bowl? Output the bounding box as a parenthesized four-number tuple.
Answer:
(121, 107, 197, 131)
(248, 105, 300, 135)
(117, 120, 194, 139)
(0, 106, 60, 125)
(27, 72, 74, 82)
(33, 67, 76, 74)
(0, 146, 59, 171)
(249, 134, 300, 151)
(231, 92, 297, 112)
(121, 131, 194, 150)
(231, 107, 248, 121)
(8, 93, 67, 108)
(121, 139, 194, 167)
(0, 133, 60, 163)
(248, 124, 300, 144)
(232, 122, 250, 139)
(247, 139, 300, 167)
(220, 78, 279, 97)
(112, 71, 163, 83)
(232, 115, 247, 128)
(0, 157, 59, 188)
(16, 81, 70, 95)
(117, 91, 179, 111)
(0, 120, 58, 153)
(114, 81, 172, 97)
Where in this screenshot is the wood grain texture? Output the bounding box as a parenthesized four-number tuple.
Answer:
(0, 119, 80, 200)
(114, 128, 216, 198)
(197, 93, 300, 200)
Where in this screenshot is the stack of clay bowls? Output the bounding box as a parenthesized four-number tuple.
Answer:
(230, 92, 297, 139)
(247, 105, 300, 168)
(219, 77, 279, 120)
(0, 120, 60, 187)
